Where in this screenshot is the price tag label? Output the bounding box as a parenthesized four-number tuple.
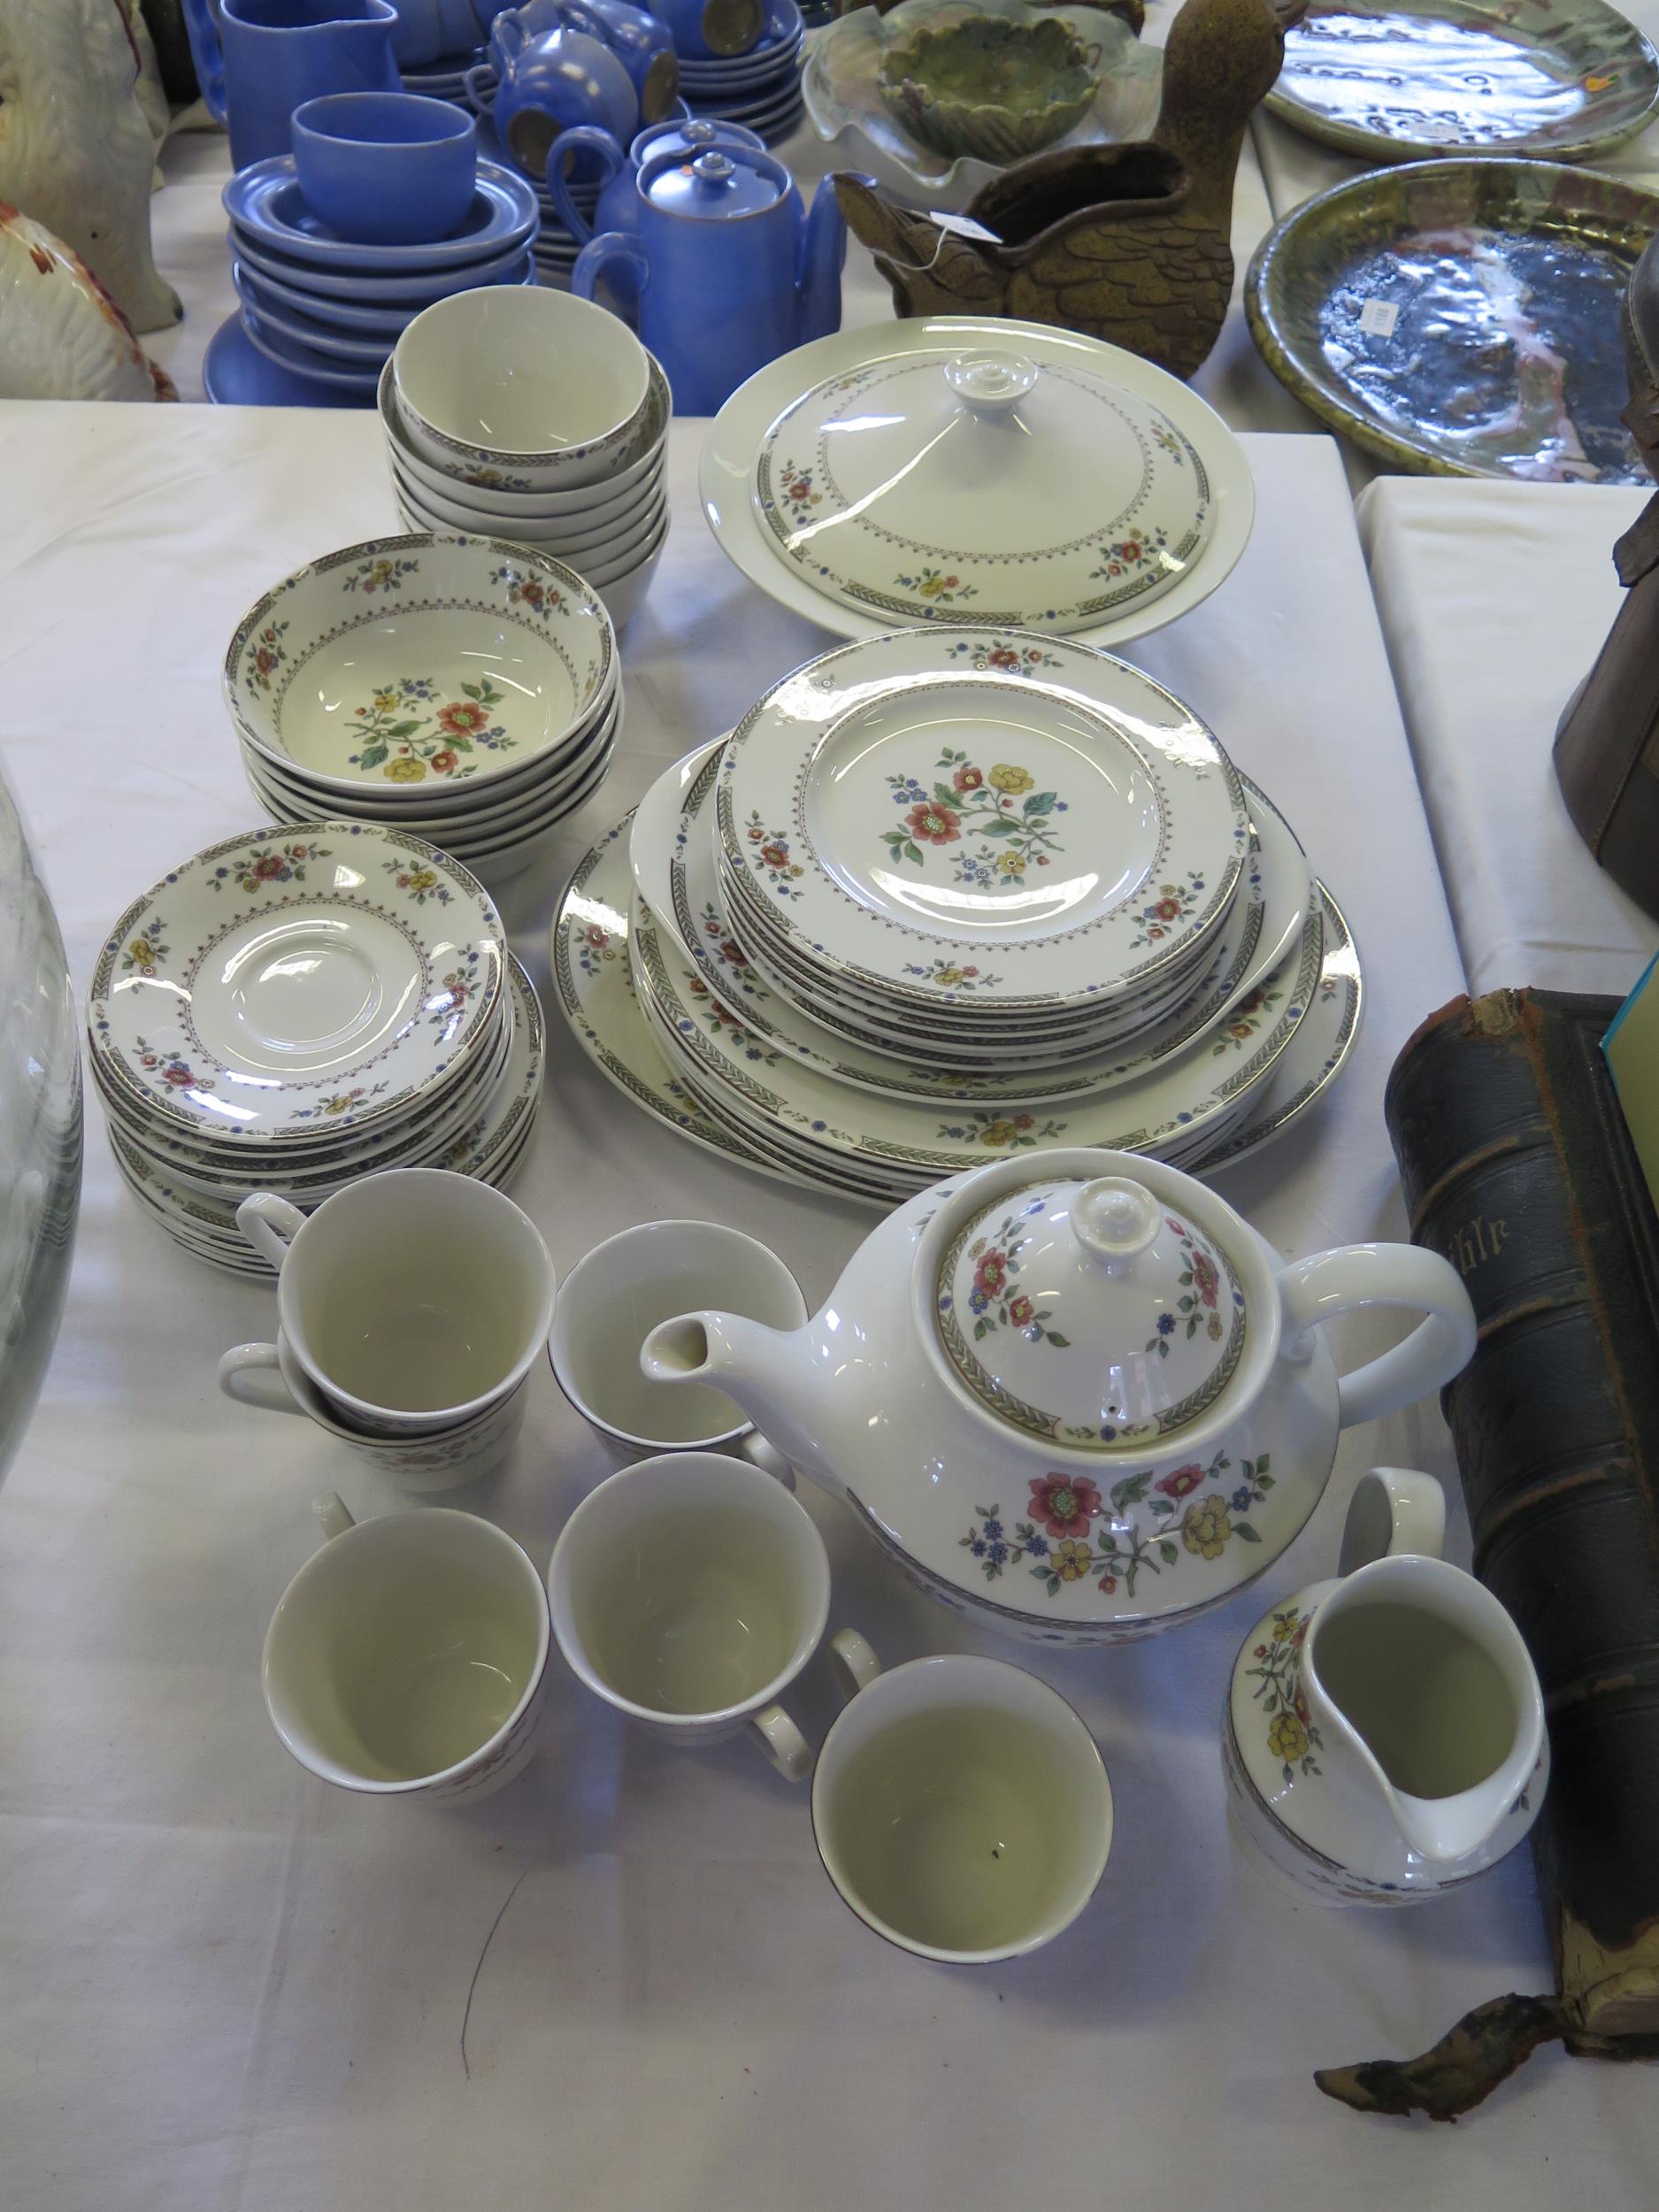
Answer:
(929, 211, 1002, 243)
(1358, 297, 1400, 340)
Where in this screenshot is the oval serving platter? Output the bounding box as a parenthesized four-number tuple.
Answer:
(1246, 157, 1655, 482)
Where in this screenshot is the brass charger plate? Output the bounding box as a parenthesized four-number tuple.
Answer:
(1246, 158, 1655, 483)
(1266, 0, 1659, 165)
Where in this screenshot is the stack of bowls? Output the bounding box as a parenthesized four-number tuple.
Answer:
(679, 0, 804, 142)
(381, 286, 670, 631)
(223, 529, 620, 892)
(215, 96, 539, 407)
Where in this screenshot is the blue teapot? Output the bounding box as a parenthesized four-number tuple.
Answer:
(572, 145, 852, 413)
(548, 115, 769, 303)
(492, 0, 680, 118)
(465, 25, 637, 176)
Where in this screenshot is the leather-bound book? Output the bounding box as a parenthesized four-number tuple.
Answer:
(1328, 990, 1659, 2118)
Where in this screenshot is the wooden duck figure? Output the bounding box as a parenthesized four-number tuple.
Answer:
(833, 0, 1304, 380)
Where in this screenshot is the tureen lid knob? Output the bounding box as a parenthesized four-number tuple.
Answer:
(944, 349, 1040, 415)
(1071, 1177, 1161, 1274)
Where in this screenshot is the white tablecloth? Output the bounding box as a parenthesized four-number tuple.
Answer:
(3, 400, 1654, 2208)
(1358, 474, 1659, 998)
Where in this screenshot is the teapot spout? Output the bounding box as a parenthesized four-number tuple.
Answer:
(796, 175, 861, 345)
(641, 1309, 818, 1471)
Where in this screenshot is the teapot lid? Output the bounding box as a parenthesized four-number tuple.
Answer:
(933, 1174, 1246, 1451)
(751, 345, 1215, 634)
(641, 146, 787, 220)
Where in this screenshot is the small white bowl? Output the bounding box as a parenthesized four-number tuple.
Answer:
(594, 532, 666, 631)
(380, 354, 672, 515)
(392, 287, 651, 492)
(225, 531, 618, 803)
(391, 450, 666, 548)
(578, 508, 669, 588)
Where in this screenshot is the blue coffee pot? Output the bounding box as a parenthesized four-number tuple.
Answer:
(548, 115, 770, 303)
(572, 145, 851, 414)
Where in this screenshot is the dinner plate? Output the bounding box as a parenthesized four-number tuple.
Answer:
(230, 225, 540, 303)
(1246, 157, 1654, 483)
(89, 824, 507, 1146)
(1266, 0, 1659, 165)
(204, 314, 370, 409)
(714, 627, 1247, 1014)
(223, 157, 539, 271)
(702, 318, 1255, 648)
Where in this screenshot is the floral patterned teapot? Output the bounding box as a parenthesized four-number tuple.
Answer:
(640, 1148, 1478, 1647)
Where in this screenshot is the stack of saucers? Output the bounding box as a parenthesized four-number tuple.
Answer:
(88, 823, 544, 1275)
(212, 154, 538, 407)
(223, 530, 619, 893)
(402, 49, 486, 107)
(680, 0, 805, 142)
(551, 627, 1365, 1202)
(380, 285, 670, 632)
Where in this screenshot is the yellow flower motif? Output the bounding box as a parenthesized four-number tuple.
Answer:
(919, 574, 952, 600)
(1051, 1538, 1093, 1582)
(322, 1095, 353, 1116)
(1267, 1711, 1308, 1764)
(1271, 1609, 1301, 1642)
(988, 764, 1034, 795)
(933, 965, 966, 988)
(385, 757, 426, 783)
(997, 851, 1026, 878)
(1181, 1495, 1232, 1559)
(373, 689, 399, 711)
(979, 1118, 1020, 1148)
(369, 558, 394, 587)
(405, 868, 438, 893)
(127, 936, 155, 968)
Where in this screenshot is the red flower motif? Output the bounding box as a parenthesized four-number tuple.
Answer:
(438, 701, 489, 737)
(253, 646, 276, 676)
(1253, 1643, 1269, 1658)
(160, 1064, 194, 1087)
(1012, 1113, 1034, 1133)
(987, 649, 1019, 672)
(1008, 1294, 1034, 1328)
(519, 581, 545, 610)
(974, 1248, 1010, 1299)
(746, 824, 764, 843)
(1293, 1687, 1310, 1725)
(251, 853, 286, 881)
(962, 966, 979, 979)
(1027, 1473, 1103, 1539)
(1119, 539, 1145, 564)
(953, 764, 984, 794)
(785, 474, 811, 502)
(429, 749, 458, 775)
(1155, 895, 1182, 921)
(719, 939, 748, 969)
(1191, 1251, 1219, 1309)
(760, 841, 789, 869)
(1099, 1573, 1118, 1594)
(906, 801, 960, 846)
(1156, 1463, 1207, 1502)
(583, 926, 610, 950)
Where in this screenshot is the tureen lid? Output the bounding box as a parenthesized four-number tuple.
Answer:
(933, 1173, 1246, 1450)
(642, 147, 787, 220)
(752, 346, 1215, 634)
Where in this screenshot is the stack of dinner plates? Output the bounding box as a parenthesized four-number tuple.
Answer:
(680, 0, 805, 142)
(550, 627, 1364, 1202)
(88, 824, 544, 1275)
(223, 530, 620, 893)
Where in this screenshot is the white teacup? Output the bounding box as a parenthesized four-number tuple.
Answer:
(811, 1651, 1115, 1963)
(548, 1218, 806, 1451)
(548, 1449, 872, 1779)
(264, 1494, 551, 1805)
(235, 1169, 557, 1438)
(219, 1333, 527, 1490)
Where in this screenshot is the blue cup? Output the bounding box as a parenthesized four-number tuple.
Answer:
(292, 93, 480, 243)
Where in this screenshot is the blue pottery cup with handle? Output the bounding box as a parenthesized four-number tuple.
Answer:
(494, 0, 680, 118)
(181, 0, 401, 170)
(645, 0, 763, 62)
(292, 92, 479, 242)
(572, 145, 849, 414)
(549, 116, 767, 309)
(465, 24, 638, 178)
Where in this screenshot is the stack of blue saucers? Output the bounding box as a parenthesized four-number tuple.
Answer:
(401, 48, 487, 107)
(679, 0, 804, 143)
(205, 154, 540, 407)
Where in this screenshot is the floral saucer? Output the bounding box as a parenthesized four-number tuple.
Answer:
(88, 824, 505, 1146)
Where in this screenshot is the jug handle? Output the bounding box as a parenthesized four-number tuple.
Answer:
(1275, 1244, 1477, 1430)
(181, 0, 227, 125)
(547, 127, 626, 246)
(572, 231, 649, 308)
(1336, 1466, 1447, 1576)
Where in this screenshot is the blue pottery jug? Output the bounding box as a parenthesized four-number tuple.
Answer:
(547, 115, 769, 304)
(572, 145, 850, 414)
(465, 23, 638, 176)
(182, 0, 401, 169)
(493, 0, 680, 118)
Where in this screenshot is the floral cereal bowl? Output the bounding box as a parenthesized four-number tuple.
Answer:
(224, 532, 617, 801)
(390, 287, 654, 495)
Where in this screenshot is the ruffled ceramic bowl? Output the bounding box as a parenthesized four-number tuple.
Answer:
(879, 15, 1100, 163)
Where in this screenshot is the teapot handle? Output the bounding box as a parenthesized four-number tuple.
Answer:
(572, 230, 649, 306)
(547, 125, 626, 245)
(1275, 1244, 1476, 1430)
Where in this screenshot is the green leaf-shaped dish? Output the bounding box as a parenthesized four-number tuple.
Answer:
(878, 16, 1103, 164)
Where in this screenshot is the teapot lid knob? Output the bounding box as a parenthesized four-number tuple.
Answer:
(692, 150, 735, 189)
(1072, 1177, 1161, 1274)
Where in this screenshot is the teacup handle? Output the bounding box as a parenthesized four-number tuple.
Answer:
(1275, 1244, 1477, 1430)
(738, 1432, 794, 1489)
(748, 1702, 811, 1782)
(219, 1340, 303, 1417)
(828, 1627, 880, 1702)
(315, 1493, 357, 1540)
(1337, 1466, 1446, 1576)
(236, 1192, 305, 1271)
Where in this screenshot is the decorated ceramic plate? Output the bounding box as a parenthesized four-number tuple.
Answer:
(88, 824, 506, 1146)
(702, 317, 1255, 647)
(1247, 157, 1655, 482)
(1267, 0, 1659, 165)
(714, 627, 1247, 1012)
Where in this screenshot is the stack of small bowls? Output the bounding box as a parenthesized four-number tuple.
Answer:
(381, 285, 670, 631)
(221, 93, 539, 405)
(679, 0, 804, 142)
(223, 528, 620, 892)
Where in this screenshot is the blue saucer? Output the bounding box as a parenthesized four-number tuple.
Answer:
(240, 302, 383, 393)
(223, 156, 538, 271)
(231, 247, 534, 333)
(233, 266, 396, 364)
(230, 223, 540, 303)
(204, 313, 374, 407)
